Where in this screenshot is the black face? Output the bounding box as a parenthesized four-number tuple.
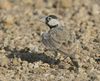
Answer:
(45, 15, 58, 29)
(48, 15, 58, 19)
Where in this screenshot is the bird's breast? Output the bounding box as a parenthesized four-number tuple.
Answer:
(42, 32, 62, 50)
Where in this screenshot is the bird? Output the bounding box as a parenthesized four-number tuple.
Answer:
(40, 15, 79, 71)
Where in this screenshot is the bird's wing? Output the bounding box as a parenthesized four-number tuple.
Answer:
(49, 27, 71, 44)
(42, 26, 76, 54)
(48, 27, 66, 49)
(49, 27, 76, 54)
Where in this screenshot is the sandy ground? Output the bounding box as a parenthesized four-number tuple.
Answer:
(0, 0, 100, 81)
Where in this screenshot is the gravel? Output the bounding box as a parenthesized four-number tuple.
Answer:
(0, 0, 100, 81)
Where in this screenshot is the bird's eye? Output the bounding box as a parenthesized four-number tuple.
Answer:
(47, 17, 51, 21)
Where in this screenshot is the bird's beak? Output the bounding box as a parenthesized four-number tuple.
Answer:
(39, 16, 47, 23)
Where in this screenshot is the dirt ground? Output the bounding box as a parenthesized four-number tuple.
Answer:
(0, 0, 100, 81)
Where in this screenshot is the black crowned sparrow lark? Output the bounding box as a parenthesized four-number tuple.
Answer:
(40, 15, 79, 71)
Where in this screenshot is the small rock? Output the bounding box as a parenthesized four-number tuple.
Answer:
(0, 55, 9, 67)
(92, 4, 100, 15)
(28, 63, 34, 69)
(0, 30, 5, 42)
(0, 0, 13, 10)
(33, 61, 42, 69)
(34, 0, 45, 10)
(12, 58, 20, 66)
(4, 15, 15, 27)
(22, 0, 33, 4)
(60, 0, 73, 8)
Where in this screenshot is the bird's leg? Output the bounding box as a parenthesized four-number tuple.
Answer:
(57, 49, 79, 68)
(63, 54, 69, 60)
(67, 42, 79, 73)
(54, 51, 58, 59)
(69, 54, 79, 73)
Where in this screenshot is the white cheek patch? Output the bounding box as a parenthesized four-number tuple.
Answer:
(48, 19, 60, 26)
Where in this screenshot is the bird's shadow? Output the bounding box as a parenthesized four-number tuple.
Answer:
(5, 47, 60, 65)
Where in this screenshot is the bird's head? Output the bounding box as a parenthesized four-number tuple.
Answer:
(40, 15, 61, 29)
